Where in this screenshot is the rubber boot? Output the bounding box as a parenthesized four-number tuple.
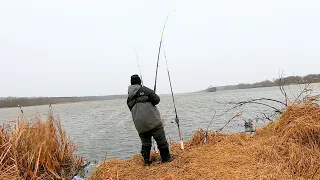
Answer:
(141, 146, 151, 166)
(159, 146, 173, 163)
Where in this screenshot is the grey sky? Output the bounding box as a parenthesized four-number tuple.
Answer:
(0, 0, 319, 97)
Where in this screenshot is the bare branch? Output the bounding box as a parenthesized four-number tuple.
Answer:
(206, 110, 216, 132)
(294, 83, 311, 104)
(216, 112, 242, 132)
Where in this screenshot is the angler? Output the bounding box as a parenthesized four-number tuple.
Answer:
(127, 75, 173, 166)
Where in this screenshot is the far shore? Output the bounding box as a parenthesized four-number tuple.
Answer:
(1, 80, 320, 109)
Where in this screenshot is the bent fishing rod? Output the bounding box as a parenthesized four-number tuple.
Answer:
(163, 43, 184, 150)
(154, 13, 170, 93)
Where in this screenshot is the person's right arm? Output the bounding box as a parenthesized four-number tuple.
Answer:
(143, 87, 160, 106)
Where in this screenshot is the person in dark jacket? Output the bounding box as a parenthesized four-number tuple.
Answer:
(127, 74, 172, 166)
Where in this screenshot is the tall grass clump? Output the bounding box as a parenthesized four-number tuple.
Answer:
(255, 102, 320, 179)
(0, 112, 83, 180)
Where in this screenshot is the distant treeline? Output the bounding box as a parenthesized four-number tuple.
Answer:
(205, 74, 320, 92)
(0, 95, 127, 108)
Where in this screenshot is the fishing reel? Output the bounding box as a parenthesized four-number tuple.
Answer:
(171, 116, 180, 125)
(175, 116, 179, 124)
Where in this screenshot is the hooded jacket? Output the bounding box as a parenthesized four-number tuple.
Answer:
(127, 85, 162, 133)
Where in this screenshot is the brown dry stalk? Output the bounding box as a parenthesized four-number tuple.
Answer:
(0, 113, 83, 179)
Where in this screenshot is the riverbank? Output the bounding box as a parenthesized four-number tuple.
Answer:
(0, 95, 127, 109)
(203, 74, 320, 92)
(89, 101, 320, 179)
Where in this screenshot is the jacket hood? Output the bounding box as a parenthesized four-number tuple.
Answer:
(128, 85, 141, 98)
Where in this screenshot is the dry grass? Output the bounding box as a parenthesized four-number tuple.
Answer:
(0, 113, 83, 180)
(90, 101, 320, 180)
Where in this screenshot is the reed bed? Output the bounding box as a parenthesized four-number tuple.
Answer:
(90, 100, 320, 179)
(0, 113, 83, 180)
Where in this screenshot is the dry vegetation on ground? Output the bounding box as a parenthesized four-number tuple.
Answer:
(90, 100, 320, 180)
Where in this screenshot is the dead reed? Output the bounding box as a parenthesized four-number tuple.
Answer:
(0, 113, 83, 180)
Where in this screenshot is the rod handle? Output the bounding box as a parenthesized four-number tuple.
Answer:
(180, 140, 184, 150)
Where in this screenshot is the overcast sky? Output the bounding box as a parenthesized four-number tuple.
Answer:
(0, 0, 319, 97)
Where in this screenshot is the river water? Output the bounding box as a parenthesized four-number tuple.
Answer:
(0, 83, 319, 175)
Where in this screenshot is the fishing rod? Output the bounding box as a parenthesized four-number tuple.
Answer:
(163, 43, 184, 150)
(154, 13, 170, 93)
(134, 45, 143, 86)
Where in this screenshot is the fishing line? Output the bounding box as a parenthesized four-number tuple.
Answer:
(134, 45, 143, 86)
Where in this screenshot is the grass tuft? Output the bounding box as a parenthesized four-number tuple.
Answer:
(0, 112, 83, 180)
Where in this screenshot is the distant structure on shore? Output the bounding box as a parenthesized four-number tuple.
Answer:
(206, 86, 217, 92)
